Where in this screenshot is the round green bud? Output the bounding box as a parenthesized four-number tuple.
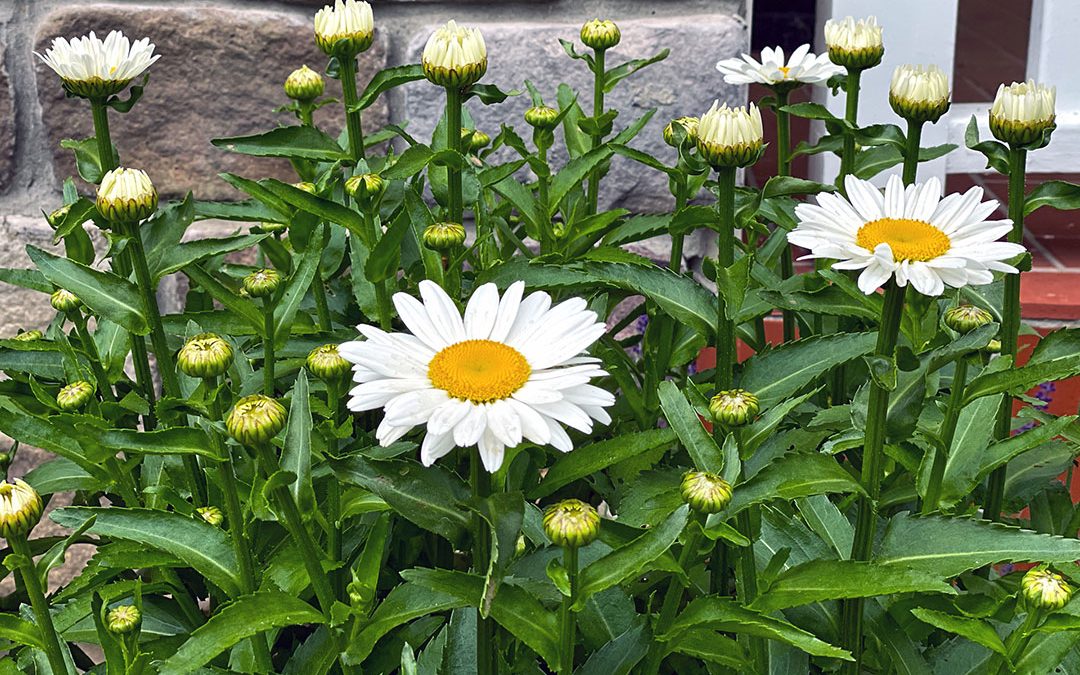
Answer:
(96, 168, 158, 224)
(580, 19, 621, 51)
(1022, 566, 1073, 612)
(0, 479, 43, 540)
(463, 128, 490, 153)
(944, 305, 994, 334)
(226, 394, 288, 447)
(46, 204, 71, 229)
(57, 380, 95, 411)
(423, 222, 466, 251)
(196, 505, 224, 527)
(12, 330, 43, 342)
(525, 105, 560, 129)
(243, 269, 281, 299)
(345, 173, 387, 212)
(178, 333, 234, 379)
(680, 470, 733, 514)
(347, 579, 373, 609)
(307, 344, 352, 381)
(543, 499, 600, 549)
(284, 64, 324, 102)
(0, 454, 11, 471)
(709, 388, 760, 427)
(293, 181, 317, 195)
(985, 339, 1002, 354)
(106, 605, 141, 635)
(664, 116, 700, 148)
(50, 289, 81, 314)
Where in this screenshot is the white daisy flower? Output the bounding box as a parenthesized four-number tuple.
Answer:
(36, 30, 159, 100)
(716, 44, 842, 87)
(340, 280, 614, 472)
(789, 174, 1025, 296)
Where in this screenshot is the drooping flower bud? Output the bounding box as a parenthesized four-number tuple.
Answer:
(105, 605, 141, 635)
(525, 105, 560, 129)
(663, 116, 699, 148)
(944, 305, 994, 334)
(0, 479, 43, 540)
(696, 101, 764, 168)
(423, 222, 467, 251)
(294, 181, 318, 195)
(96, 168, 157, 224)
(890, 64, 950, 124)
(307, 344, 352, 382)
(243, 269, 281, 299)
(990, 80, 1056, 146)
(422, 20, 487, 90)
(824, 16, 884, 70)
(226, 394, 288, 447)
(1022, 566, 1073, 612)
(464, 128, 491, 153)
(680, 471, 734, 514)
(709, 388, 760, 427)
(580, 19, 621, 51)
(543, 499, 601, 548)
(314, 0, 375, 58)
(50, 289, 81, 314)
(284, 64, 325, 102)
(178, 333, 234, 379)
(196, 506, 223, 527)
(57, 380, 95, 411)
(46, 204, 71, 229)
(12, 330, 43, 342)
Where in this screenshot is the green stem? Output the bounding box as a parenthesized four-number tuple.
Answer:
(310, 228, 332, 333)
(642, 515, 704, 674)
(326, 379, 343, 600)
(537, 145, 551, 251)
(446, 87, 464, 224)
(839, 69, 862, 187)
(10, 535, 71, 675)
(737, 506, 768, 669)
(715, 167, 737, 391)
(840, 281, 907, 673)
(338, 56, 366, 162)
(902, 119, 924, 186)
(989, 609, 1042, 675)
(558, 545, 579, 674)
(262, 299, 276, 396)
(362, 211, 394, 331)
(776, 88, 796, 343)
(586, 49, 606, 215)
(986, 146, 1027, 523)
(90, 100, 116, 173)
(71, 312, 115, 402)
(922, 357, 969, 514)
(470, 454, 495, 675)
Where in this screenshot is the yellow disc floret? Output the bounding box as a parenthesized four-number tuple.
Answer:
(855, 218, 950, 262)
(428, 339, 531, 403)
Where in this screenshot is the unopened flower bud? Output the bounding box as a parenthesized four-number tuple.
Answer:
(944, 305, 994, 334)
(46, 204, 71, 228)
(580, 19, 621, 51)
(227, 394, 287, 447)
(985, 339, 1002, 354)
(106, 605, 141, 635)
(464, 128, 490, 153)
(178, 333, 234, 379)
(284, 64, 324, 102)
(697, 102, 764, 168)
(1022, 566, 1073, 611)
(890, 64, 950, 124)
(525, 105, 559, 129)
(345, 173, 386, 212)
(307, 344, 351, 381)
(824, 16, 884, 70)
(243, 269, 281, 299)
(258, 221, 288, 234)
(991, 80, 1056, 147)
(196, 506, 223, 527)
(347, 579, 373, 609)
(314, 0, 375, 58)
(50, 289, 81, 314)
(57, 380, 95, 411)
(0, 479, 43, 540)
(294, 181, 317, 195)
(423, 222, 466, 251)
(664, 116, 699, 147)
(423, 21, 487, 90)
(680, 471, 733, 514)
(709, 389, 759, 427)
(543, 499, 600, 548)
(12, 330, 43, 342)
(96, 168, 157, 224)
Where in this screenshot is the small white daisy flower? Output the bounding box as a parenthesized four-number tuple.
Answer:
(36, 30, 159, 99)
(340, 281, 614, 472)
(790, 174, 1026, 296)
(716, 44, 842, 87)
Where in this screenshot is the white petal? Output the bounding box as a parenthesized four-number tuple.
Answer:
(463, 282, 500, 340)
(419, 280, 466, 344)
(420, 432, 456, 466)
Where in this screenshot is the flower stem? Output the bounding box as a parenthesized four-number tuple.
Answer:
(840, 280, 906, 672)
(326, 378, 344, 599)
(71, 312, 115, 402)
(839, 69, 862, 185)
(10, 534, 72, 675)
(586, 49, 607, 215)
(338, 56, 367, 163)
(90, 100, 116, 173)
(902, 119, 924, 186)
(988, 609, 1043, 675)
(669, 173, 688, 273)
(775, 89, 797, 343)
(470, 454, 495, 675)
(922, 356, 969, 514)
(445, 87, 464, 224)
(262, 298, 276, 396)
(715, 166, 737, 392)
(642, 514, 704, 674)
(558, 545, 579, 674)
(986, 146, 1027, 523)
(362, 211, 394, 330)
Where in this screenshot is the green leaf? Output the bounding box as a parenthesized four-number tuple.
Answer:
(184, 264, 264, 334)
(50, 507, 243, 596)
(25, 457, 102, 495)
(194, 199, 284, 223)
(27, 246, 149, 336)
(741, 390, 818, 456)
(211, 126, 348, 161)
(0, 614, 44, 650)
(963, 352, 1080, 405)
(281, 371, 315, 514)
(663, 628, 748, 668)
(366, 207, 411, 283)
(1024, 180, 1080, 216)
(965, 115, 1010, 174)
(60, 137, 107, 183)
(273, 228, 325, 346)
(262, 179, 366, 239)
(0, 267, 51, 293)
(781, 102, 843, 122)
(158, 592, 323, 675)
(98, 427, 223, 460)
(657, 380, 722, 473)
(933, 394, 1003, 506)
(0, 403, 110, 481)
(576, 623, 651, 675)
(910, 607, 1009, 657)
(156, 234, 268, 280)
(752, 560, 955, 612)
(351, 64, 426, 112)
(740, 332, 877, 407)
(548, 146, 615, 216)
(603, 49, 669, 92)
(574, 505, 689, 610)
(346, 582, 464, 665)
(715, 452, 864, 519)
(528, 428, 676, 499)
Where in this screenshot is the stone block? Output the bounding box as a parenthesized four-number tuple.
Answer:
(0, 215, 65, 338)
(0, 43, 15, 191)
(35, 5, 389, 201)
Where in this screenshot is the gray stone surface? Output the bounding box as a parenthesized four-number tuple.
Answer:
(0, 42, 14, 192)
(0, 215, 62, 337)
(34, 5, 389, 201)
(402, 14, 747, 213)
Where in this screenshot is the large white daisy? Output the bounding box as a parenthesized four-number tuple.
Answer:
(340, 280, 614, 472)
(716, 44, 842, 87)
(789, 174, 1026, 296)
(36, 30, 159, 99)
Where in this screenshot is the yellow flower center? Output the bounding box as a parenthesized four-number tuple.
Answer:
(778, 65, 792, 78)
(428, 339, 531, 403)
(855, 218, 951, 262)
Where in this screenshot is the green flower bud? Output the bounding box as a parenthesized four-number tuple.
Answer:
(344, 173, 387, 212)
(284, 64, 324, 102)
(944, 305, 994, 334)
(314, 0, 375, 58)
(57, 380, 95, 411)
(525, 105, 560, 129)
(178, 333, 234, 379)
(1022, 566, 1073, 611)
(347, 579, 373, 609)
(423, 222, 466, 251)
(580, 19, 621, 51)
(709, 388, 759, 427)
(12, 330, 43, 342)
(543, 499, 600, 549)
(680, 470, 733, 514)
(0, 479, 43, 540)
(96, 168, 158, 224)
(50, 289, 81, 314)
(196, 505, 223, 527)
(293, 181, 318, 195)
(307, 344, 352, 381)
(257, 221, 288, 234)
(226, 394, 288, 447)
(985, 339, 1002, 354)
(463, 128, 490, 153)
(243, 269, 281, 299)
(664, 116, 699, 148)
(0, 453, 11, 472)
(106, 605, 141, 635)
(422, 21, 487, 90)
(46, 204, 71, 229)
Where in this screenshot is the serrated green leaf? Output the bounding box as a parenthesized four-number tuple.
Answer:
(910, 607, 1008, 657)
(740, 332, 877, 407)
(657, 381, 722, 473)
(753, 560, 955, 612)
(529, 428, 675, 499)
(212, 126, 348, 161)
(713, 452, 864, 519)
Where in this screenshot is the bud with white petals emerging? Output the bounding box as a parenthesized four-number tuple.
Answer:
(284, 65, 325, 102)
(226, 395, 287, 447)
(580, 19, 621, 51)
(824, 16, 884, 70)
(680, 471, 733, 514)
(96, 168, 157, 224)
(1022, 566, 1073, 612)
(709, 389, 760, 427)
(197, 506, 223, 527)
(50, 289, 81, 314)
(543, 499, 600, 548)
(307, 344, 351, 382)
(422, 20, 487, 90)
(57, 381, 95, 411)
(944, 305, 994, 334)
(696, 101, 764, 168)
(178, 333, 234, 379)
(990, 80, 1056, 146)
(314, 0, 375, 58)
(890, 64, 950, 124)
(0, 479, 43, 540)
